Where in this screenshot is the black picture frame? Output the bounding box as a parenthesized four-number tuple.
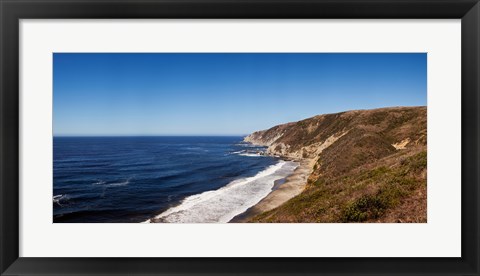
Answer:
(1, 0, 479, 275)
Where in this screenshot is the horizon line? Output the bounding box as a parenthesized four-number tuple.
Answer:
(53, 134, 249, 137)
(53, 106, 427, 138)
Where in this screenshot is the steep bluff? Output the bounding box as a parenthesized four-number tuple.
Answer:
(244, 106, 427, 223)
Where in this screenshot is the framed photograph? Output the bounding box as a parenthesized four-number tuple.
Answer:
(1, 0, 479, 275)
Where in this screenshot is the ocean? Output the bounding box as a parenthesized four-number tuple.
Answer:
(53, 136, 297, 223)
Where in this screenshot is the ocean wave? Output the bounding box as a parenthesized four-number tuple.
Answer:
(107, 178, 131, 187)
(93, 180, 106, 185)
(234, 143, 261, 148)
(145, 161, 298, 223)
(238, 152, 264, 157)
(230, 149, 266, 157)
(91, 178, 132, 187)
(53, 194, 70, 206)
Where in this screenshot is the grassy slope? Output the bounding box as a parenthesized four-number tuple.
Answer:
(248, 106, 427, 223)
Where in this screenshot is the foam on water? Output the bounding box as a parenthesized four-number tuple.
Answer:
(91, 178, 132, 187)
(238, 152, 264, 157)
(53, 194, 70, 206)
(107, 178, 131, 187)
(235, 143, 260, 148)
(146, 160, 298, 223)
(93, 180, 106, 185)
(230, 149, 266, 157)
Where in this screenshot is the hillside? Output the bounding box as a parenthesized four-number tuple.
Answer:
(244, 106, 427, 223)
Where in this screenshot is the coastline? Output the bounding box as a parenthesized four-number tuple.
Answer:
(145, 157, 298, 223)
(230, 157, 313, 223)
(143, 138, 312, 223)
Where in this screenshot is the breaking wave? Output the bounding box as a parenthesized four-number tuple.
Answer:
(145, 160, 298, 223)
(53, 194, 70, 206)
(230, 149, 266, 157)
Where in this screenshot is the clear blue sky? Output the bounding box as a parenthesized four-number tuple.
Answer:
(53, 53, 426, 136)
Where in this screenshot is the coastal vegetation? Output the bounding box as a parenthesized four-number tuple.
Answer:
(244, 106, 427, 223)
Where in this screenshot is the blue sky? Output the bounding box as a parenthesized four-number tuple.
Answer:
(53, 53, 426, 136)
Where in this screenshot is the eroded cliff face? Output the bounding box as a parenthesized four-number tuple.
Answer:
(244, 106, 426, 161)
(244, 106, 427, 223)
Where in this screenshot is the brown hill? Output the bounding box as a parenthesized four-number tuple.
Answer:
(244, 106, 427, 223)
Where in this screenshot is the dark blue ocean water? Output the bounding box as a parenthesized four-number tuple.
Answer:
(53, 136, 293, 223)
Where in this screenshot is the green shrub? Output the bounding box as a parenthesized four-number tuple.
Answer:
(341, 195, 387, 222)
(402, 151, 427, 173)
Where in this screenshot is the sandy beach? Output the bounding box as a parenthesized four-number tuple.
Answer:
(230, 158, 313, 222)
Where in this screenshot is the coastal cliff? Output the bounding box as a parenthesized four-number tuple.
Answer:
(244, 106, 427, 223)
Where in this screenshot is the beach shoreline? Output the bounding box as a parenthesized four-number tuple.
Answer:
(230, 157, 313, 223)
(145, 155, 299, 223)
